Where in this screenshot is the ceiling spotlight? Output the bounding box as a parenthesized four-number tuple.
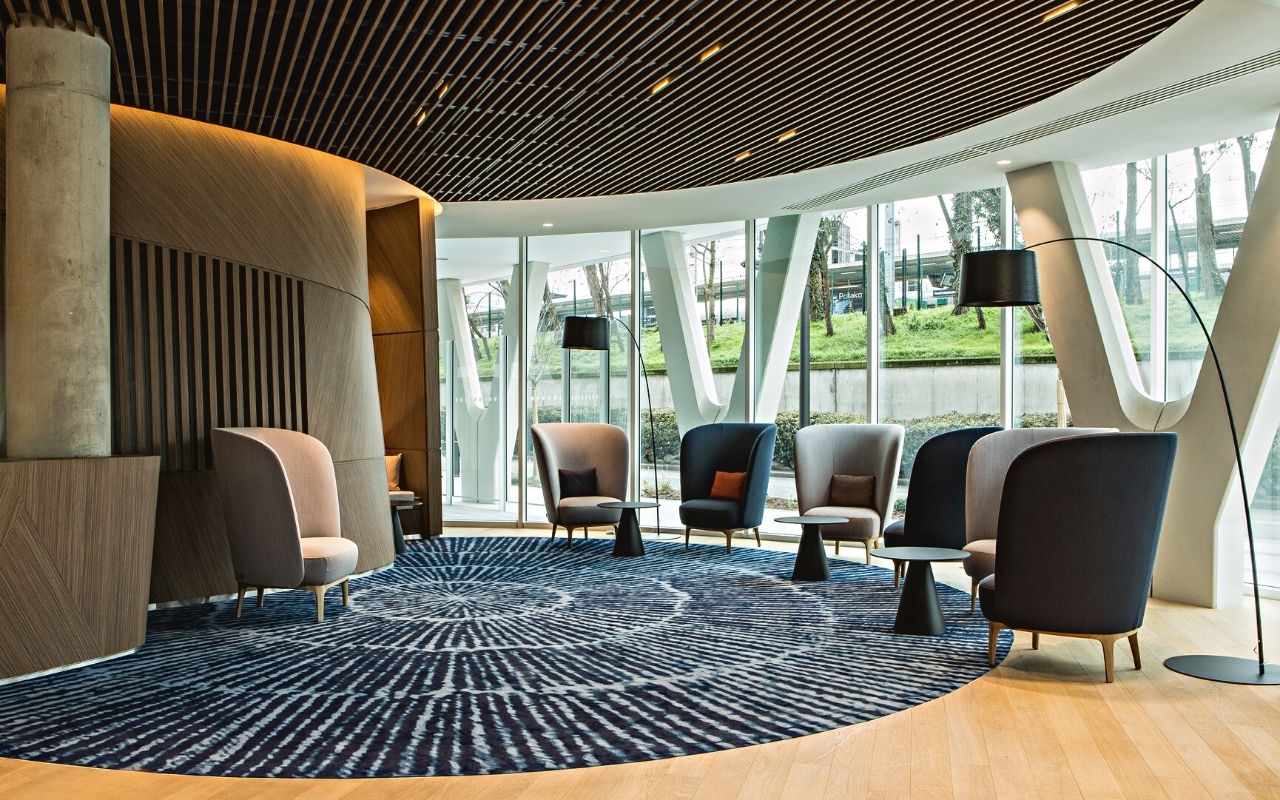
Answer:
(1042, 1, 1081, 22)
(542, 222, 554, 228)
(437, 82, 450, 100)
(699, 43, 723, 61)
(777, 129, 799, 143)
(414, 107, 428, 126)
(651, 76, 673, 94)
(996, 159, 1012, 166)
(733, 150, 752, 162)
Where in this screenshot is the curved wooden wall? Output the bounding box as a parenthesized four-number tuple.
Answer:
(0, 92, 395, 604)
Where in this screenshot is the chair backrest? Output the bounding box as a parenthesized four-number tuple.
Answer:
(530, 423, 629, 521)
(680, 423, 777, 525)
(900, 426, 1002, 548)
(211, 427, 341, 588)
(966, 427, 1115, 544)
(794, 424, 904, 524)
(988, 432, 1177, 635)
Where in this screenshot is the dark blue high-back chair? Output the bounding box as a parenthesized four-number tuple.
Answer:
(979, 432, 1177, 683)
(678, 422, 777, 553)
(883, 426, 1001, 586)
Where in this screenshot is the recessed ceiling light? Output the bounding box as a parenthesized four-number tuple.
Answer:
(733, 150, 752, 162)
(996, 159, 1012, 166)
(699, 43, 723, 62)
(542, 222, 554, 228)
(437, 82, 450, 100)
(651, 76, 673, 95)
(777, 129, 799, 143)
(1042, 1, 1081, 22)
(414, 107, 427, 126)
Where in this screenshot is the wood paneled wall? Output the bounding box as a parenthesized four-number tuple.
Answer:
(368, 199, 442, 538)
(0, 456, 159, 679)
(110, 238, 308, 471)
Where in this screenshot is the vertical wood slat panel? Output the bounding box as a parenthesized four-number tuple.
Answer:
(110, 236, 308, 470)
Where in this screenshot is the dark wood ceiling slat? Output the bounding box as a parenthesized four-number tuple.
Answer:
(0, 0, 1202, 202)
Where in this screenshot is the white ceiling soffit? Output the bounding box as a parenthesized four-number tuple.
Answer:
(436, 0, 1280, 238)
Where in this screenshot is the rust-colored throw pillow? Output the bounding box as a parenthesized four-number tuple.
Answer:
(559, 467, 598, 498)
(385, 453, 402, 491)
(830, 474, 875, 508)
(710, 470, 748, 501)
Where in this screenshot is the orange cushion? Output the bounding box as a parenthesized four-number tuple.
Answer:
(385, 454, 402, 491)
(709, 470, 748, 501)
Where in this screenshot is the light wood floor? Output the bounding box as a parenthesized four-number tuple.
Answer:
(3, 528, 1279, 800)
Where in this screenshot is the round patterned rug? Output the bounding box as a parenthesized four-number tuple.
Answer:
(0, 536, 1010, 778)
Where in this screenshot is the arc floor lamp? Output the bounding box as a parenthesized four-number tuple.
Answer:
(561, 314, 662, 532)
(960, 236, 1277, 686)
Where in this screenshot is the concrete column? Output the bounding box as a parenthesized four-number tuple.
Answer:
(5, 18, 111, 458)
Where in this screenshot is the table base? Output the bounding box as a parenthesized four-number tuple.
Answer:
(895, 561, 946, 634)
(791, 524, 831, 581)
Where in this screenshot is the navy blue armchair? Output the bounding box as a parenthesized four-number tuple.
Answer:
(883, 426, 1001, 586)
(678, 423, 777, 553)
(979, 432, 1177, 683)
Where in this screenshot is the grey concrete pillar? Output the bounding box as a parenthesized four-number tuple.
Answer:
(5, 18, 112, 458)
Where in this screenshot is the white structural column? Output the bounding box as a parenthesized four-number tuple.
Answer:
(735, 214, 818, 421)
(438, 262, 549, 502)
(642, 217, 815, 433)
(640, 230, 727, 431)
(5, 18, 112, 457)
(1006, 132, 1280, 607)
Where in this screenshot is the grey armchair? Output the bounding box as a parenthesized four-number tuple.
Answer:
(964, 426, 1114, 609)
(211, 427, 359, 622)
(980, 433, 1177, 682)
(795, 424, 905, 563)
(530, 423, 629, 546)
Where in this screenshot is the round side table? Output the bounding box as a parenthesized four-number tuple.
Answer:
(774, 515, 848, 581)
(870, 546, 970, 635)
(597, 501, 659, 556)
(390, 499, 423, 555)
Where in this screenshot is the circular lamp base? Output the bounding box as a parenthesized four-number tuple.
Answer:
(1164, 655, 1280, 685)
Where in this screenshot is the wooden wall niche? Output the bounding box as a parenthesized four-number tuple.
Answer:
(367, 199, 442, 538)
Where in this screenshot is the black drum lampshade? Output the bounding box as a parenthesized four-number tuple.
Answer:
(561, 315, 610, 351)
(958, 249, 1041, 307)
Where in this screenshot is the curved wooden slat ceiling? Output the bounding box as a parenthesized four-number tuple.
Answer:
(0, 0, 1200, 203)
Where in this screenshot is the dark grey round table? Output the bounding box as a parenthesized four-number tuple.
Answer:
(598, 501, 659, 556)
(871, 546, 970, 635)
(775, 515, 848, 581)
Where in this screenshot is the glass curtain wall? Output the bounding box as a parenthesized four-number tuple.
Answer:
(438, 237, 520, 522)
(878, 190, 1004, 478)
(524, 233, 633, 524)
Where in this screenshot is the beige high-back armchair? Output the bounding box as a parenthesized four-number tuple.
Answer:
(211, 427, 359, 621)
(795, 424, 905, 562)
(963, 426, 1115, 608)
(531, 423, 629, 546)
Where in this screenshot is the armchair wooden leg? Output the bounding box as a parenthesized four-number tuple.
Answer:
(892, 560, 902, 588)
(341, 579, 350, 607)
(550, 523, 558, 540)
(863, 540, 873, 564)
(235, 585, 247, 618)
(970, 578, 979, 612)
(754, 527, 761, 548)
(583, 528, 589, 539)
(724, 531, 733, 554)
(567, 527, 574, 548)
(1101, 637, 1116, 683)
(1128, 632, 1142, 670)
(834, 540, 840, 555)
(685, 527, 691, 549)
(256, 587, 265, 608)
(1032, 632, 1040, 650)
(988, 622, 1002, 666)
(314, 586, 326, 622)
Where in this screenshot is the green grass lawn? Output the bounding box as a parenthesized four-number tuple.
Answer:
(459, 297, 1224, 378)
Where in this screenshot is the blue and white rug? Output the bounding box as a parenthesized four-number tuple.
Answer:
(0, 536, 1009, 778)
